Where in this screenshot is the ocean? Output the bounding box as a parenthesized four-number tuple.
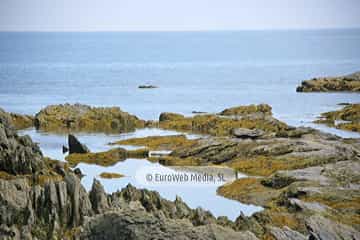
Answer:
(1, 29, 360, 220)
(0, 30, 359, 131)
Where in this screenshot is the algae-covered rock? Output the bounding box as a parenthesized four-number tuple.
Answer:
(65, 148, 149, 167)
(220, 104, 272, 116)
(34, 103, 145, 133)
(314, 103, 360, 132)
(159, 112, 185, 122)
(159, 112, 289, 137)
(296, 71, 360, 92)
(9, 113, 34, 130)
(99, 172, 124, 179)
(110, 134, 197, 151)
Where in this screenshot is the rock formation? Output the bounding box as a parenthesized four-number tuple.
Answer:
(296, 71, 360, 92)
(68, 134, 90, 154)
(34, 103, 145, 133)
(314, 103, 360, 132)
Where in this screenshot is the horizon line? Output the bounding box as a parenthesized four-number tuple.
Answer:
(1, 26, 360, 33)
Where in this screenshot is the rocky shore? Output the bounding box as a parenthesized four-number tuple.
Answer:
(314, 103, 360, 133)
(296, 71, 360, 92)
(1, 103, 360, 239)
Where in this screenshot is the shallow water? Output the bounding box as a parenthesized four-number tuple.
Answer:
(19, 127, 262, 220)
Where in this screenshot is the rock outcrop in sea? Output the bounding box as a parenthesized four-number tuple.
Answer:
(296, 71, 360, 92)
(314, 103, 360, 132)
(34, 103, 145, 133)
(68, 134, 90, 154)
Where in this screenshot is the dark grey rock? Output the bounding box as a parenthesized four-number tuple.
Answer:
(89, 179, 109, 214)
(68, 134, 90, 154)
(268, 226, 307, 240)
(306, 215, 360, 240)
(232, 128, 265, 139)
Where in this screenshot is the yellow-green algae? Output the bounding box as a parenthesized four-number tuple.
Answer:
(220, 104, 272, 116)
(34, 104, 145, 133)
(9, 113, 34, 130)
(65, 148, 149, 167)
(99, 172, 125, 179)
(314, 103, 360, 132)
(159, 114, 288, 136)
(157, 104, 289, 136)
(110, 134, 197, 151)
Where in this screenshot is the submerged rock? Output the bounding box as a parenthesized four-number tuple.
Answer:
(68, 134, 90, 154)
(34, 103, 145, 133)
(138, 85, 158, 89)
(296, 71, 360, 92)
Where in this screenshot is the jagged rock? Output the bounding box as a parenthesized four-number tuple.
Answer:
(79, 209, 259, 240)
(89, 179, 109, 214)
(34, 103, 144, 133)
(288, 198, 329, 213)
(296, 71, 360, 92)
(268, 226, 307, 240)
(74, 167, 85, 179)
(306, 215, 360, 240)
(0, 108, 44, 175)
(68, 134, 90, 154)
(232, 128, 265, 139)
(62, 145, 69, 154)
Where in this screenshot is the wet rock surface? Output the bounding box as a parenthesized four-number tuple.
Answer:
(296, 71, 360, 92)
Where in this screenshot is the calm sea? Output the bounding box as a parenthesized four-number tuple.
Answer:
(0, 30, 359, 133)
(2, 30, 360, 219)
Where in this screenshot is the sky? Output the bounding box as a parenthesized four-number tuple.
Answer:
(0, 0, 360, 31)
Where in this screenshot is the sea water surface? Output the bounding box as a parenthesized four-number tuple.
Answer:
(2, 30, 360, 220)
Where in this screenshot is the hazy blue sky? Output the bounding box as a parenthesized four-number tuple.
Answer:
(1, 0, 360, 31)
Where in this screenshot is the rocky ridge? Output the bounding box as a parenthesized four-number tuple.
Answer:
(296, 71, 360, 92)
